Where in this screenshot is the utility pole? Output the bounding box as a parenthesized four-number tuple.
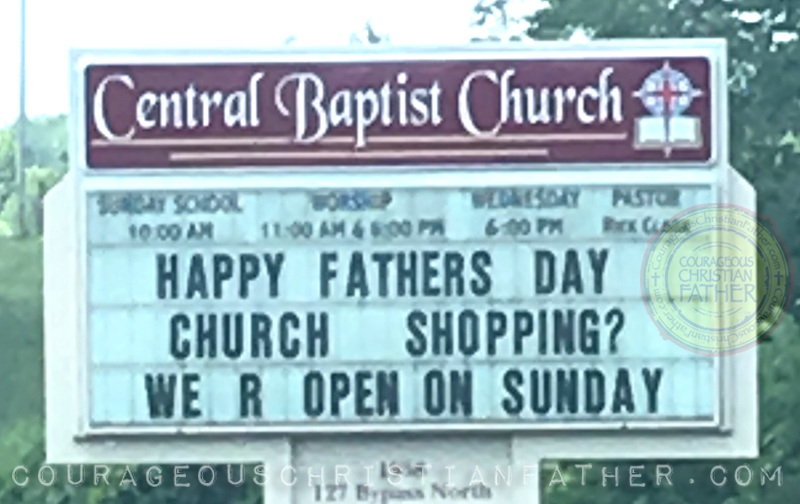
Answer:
(16, 0, 27, 237)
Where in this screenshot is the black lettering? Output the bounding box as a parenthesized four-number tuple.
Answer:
(405, 310, 427, 357)
(562, 249, 583, 294)
(239, 373, 262, 418)
(346, 252, 369, 297)
(197, 314, 217, 357)
(157, 252, 288, 302)
(263, 253, 285, 298)
(379, 373, 400, 416)
(513, 311, 534, 355)
(422, 251, 441, 296)
(171, 312, 327, 360)
(174, 192, 243, 214)
(320, 252, 337, 298)
(554, 310, 575, 354)
(605, 308, 625, 354)
(588, 249, 609, 294)
(534, 251, 555, 294)
(611, 368, 635, 413)
(186, 221, 213, 240)
(156, 254, 178, 299)
(303, 371, 400, 418)
(432, 312, 453, 355)
(501, 369, 523, 415)
(330, 373, 350, 417)
(239, 254, 260, 298)
(531, 369, 551, 414)
(443, 252, 465, 296)
(612, 187, 681, 208)
(556, 369, 578, 413)
(470, 251, 492, 296)
(537, 311, 547, 354)
(308, 313, 330, 358)
(500, 369, 523, 415)
(351, 371, 400, 417)
(458, 310, 480, 356)
(502, 368, 661, 416)
(355, 371, 375, 417)
(643, 368, 663, 413)
(403, 309, 619, 359)
(453, 371, 473, 416)
(579, 310, 600, 355)
(186, 254, 209, 299)
(603, 216, 637, 233)
(486, 310, 506, 356)
(251, 314, 271, 357)
(212, 254, 234, 298)
(304, 371, 325, 417)
(279, 312, 301, 358)
(222, 314, 244, 359)
(611, 189, 625, 207)
(354, 371, 373, 416)
(145, 374, 177, 418)
(397, 252, 418, 296)
(182, 373, 202, 418)
(424, 370, 472, 416)
(424, 370, 445, 416)
(372, 252, 394, 296)
(169, 314, 191, 359)
(584, 369, 605, 413)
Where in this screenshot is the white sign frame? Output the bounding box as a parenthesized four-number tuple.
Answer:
(46, 39, 757, 467)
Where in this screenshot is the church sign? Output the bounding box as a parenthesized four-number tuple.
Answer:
(48, 43, 758, 475)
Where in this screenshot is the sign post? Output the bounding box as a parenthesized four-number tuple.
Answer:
(46, 40, 760, 503)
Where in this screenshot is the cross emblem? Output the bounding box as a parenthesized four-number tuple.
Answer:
(633, 61, 704, 157)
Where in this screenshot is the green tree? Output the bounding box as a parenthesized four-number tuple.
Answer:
(0, 114, 68, 236)
(24, 114, 68, 172)
(0, 128, 15, 183)
(0, 166, 63, 236)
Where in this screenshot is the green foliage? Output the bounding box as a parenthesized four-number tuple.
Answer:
(0, 240, 260, 503)
(0, 166, 63, 236)
(0, 129, 15, 182)
(3, 115, 69, 173)
(0, 240, 43, 436)
(0, 114, 67, 236)
(24, 115, 69, 172)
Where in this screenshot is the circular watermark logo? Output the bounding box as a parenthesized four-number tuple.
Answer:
(641, 204, 793, 356)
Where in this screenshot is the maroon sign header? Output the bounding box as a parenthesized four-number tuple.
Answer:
(84, 56, 713, 169)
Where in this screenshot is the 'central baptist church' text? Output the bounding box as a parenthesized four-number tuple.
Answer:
(91, 67, 622, 147)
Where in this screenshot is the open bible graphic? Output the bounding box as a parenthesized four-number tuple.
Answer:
(633, 62, 704, 156)
(634, 116, 702, 148)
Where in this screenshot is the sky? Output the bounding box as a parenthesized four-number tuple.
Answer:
(0, 0, 541, 127)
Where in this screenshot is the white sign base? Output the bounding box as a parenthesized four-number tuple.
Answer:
(262, 438, 539, 504)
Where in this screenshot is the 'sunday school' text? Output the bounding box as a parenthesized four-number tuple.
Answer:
(140, 246, 667, 423)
